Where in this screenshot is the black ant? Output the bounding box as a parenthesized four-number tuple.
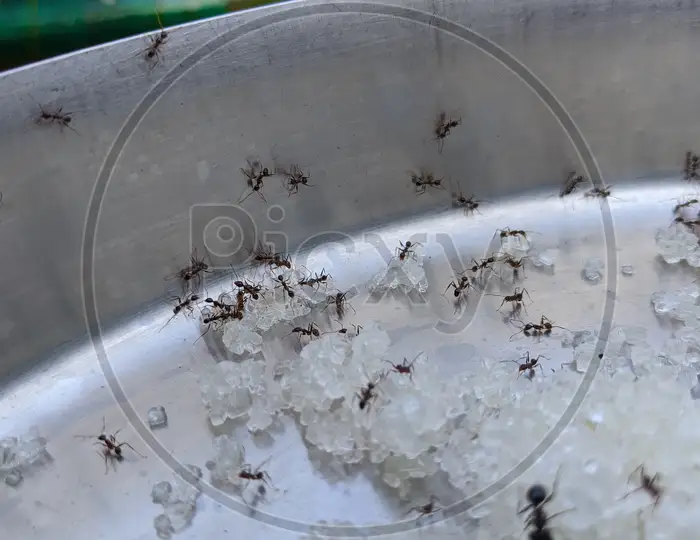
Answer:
(159, 293, 200, 331)
(684, 151, 700, 181)
(324, 290, 355, 320)
(518, 468, 573, 540)
(434, 112, 461, 154)
(168, 249, 210, 290)
(501, 254, 528, 280)
(510, 315, 567, 341)
(410, 170, 444, 194)
(355, 372, 386, 411)
(281, 164, 313, 195)
(620, 465, 664, 511)
(233, 279, 263, 300)
(142, 11, 169, 69)
(489, 287, 531, 314)
(239, 159, 273, 203)
(451, 183, 485, 216)
(298, 269, 332, 289)
(672, 197, 700, 215)
(275, 275, 296, 300)
(444, 275, 472, 300)
(560, 172, 586, 197)
(498, 228, 530, 241)
(466, 255, 498, 278)
(671, 215, 700, 229)
(34, 103, 77, 132)
(396, 240, 420, 261)
(502, 351, 546, 379)
(250, 245, 292, 270)
(584, 186, 622, 200)
(405, 495, 441, 518)
(333, 323, 362, 335)
(75, 417, 146, 474)
(237, 448, 276, 491)
(285, 322, 320, 341)
(385, 353, 419, 381)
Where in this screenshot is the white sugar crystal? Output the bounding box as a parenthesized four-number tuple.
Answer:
(147, 406, 168, 429)
(531, 249, 556, 269)
(151, 481, 173, 504)
(0, 426, 50, 485)
(206, 435, 245, 489)
(581, 257, 604, 283)
(620, 264, 635, 276)
(4, 467, 22, 487)
(369, 246, 429, 294)
(151, 464, 202, 538)
(656, 224, 700, 265)
(222, 322, 263, 356)
(198, 361, 252, 426)
(154, 514, 174, 539)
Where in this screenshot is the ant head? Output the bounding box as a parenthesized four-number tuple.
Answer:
(251, 293, 260, 300)
(277, 275, 284, 281)
(262, 167, 270, 175)
(98, 434, 107, 441)
(147, 50, 155, 59)
(526, 484, 548, 506)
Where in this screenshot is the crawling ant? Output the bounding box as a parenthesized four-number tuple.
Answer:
(405, 495, 441, 518)
(434, 112, 461, 154)
(498, 228, 530, 241)
(671, 215, 700, 229)
(75, 417, 145, 474)
(238, 447, 276, 491)
(502, 351, 546, 379)
(275, 274, 296, 300)
(560, 172, 586, 197)
(168, 249, 210, 290)
(510, 315, 567, 341)
(324, 290, 355, 320)
(396, 240, 420, 261)
(518, 467, 573, 540)
(334, 323, 362, 335)
(34, 102, 77, 133)
(250, 245, 292, 270)
(684, 151, 700, 181)
(234, 279, 263, 300)
(239, 159, 273, 203)
(285, 322, 320, 342)
(620, 465, 664, 511)
(500, 254, 529, 280)
(410, 170, 444, 194)
(452, 183, 485, 216)
(281, 164, 313, 195)
(355, 372, 386, 411)
(141, 11, 169, 69)
(204, 294, 235, 313)
(672, 197, 700, 215)
(444, 275, 472, 300)
(466, 255, 498, 279)
(489, 287, 531, 314)
(298, 269, 332, 289)
(159, 293, 200, 331)
(584, 186, 622, 200)
(385, 353, 419, 381)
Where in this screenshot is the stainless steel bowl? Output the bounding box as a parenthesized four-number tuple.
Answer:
(0, 1, 696, 538)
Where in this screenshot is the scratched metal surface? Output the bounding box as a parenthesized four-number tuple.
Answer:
(0, 0, 699, 538)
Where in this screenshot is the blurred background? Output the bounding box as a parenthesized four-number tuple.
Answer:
(0, 0, 281, 72)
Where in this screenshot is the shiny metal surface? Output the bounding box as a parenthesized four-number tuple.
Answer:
(0, 0, 697, 538)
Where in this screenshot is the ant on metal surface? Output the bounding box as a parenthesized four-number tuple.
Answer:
(142, 11, 169, 69)
(34, 102, 77, 132)
(434, 112, 461, 154)
(584, 186, 622, 200)
(385, 354, 419, 381)
(489, 287, 531, 314)
(518, 467, 573, 540)
(324, 290, 355, 320)
(684, 151, 700, 181)
(298, 269, 332, 289)
(405, 495, 441, 518)
(510, 315, 568, 341)
(250, 245, 292, 270)
(444, 275, 472, 300)
(355, 371, 386, 411)
(168, 249, 210, 290)
(239, 159, 273, 204)
(672, 197, 700, 215)
(333, 323, 362, 336)
(75, 417, 146, 474)
(275, 275, 295, 300)
(620, 465, 664, 511)
(159, 293, 200, 331)
(281, 164, 313, 195)
(410, 170, 444, 194)
(466, 255, 498, 278)
(452, 183, 485, 216)
(396, 240, 420, 262)
(559, 172, 586, 197)
(503, 351, 546, 379)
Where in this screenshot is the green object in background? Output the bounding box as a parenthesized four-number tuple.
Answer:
(0, 0, 282, 73)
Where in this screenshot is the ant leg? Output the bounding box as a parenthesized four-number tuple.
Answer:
(619, 486, 644, 501)
(118, 442, 146, 459)
(544, 465, 564, 506)
(627, 465, 644, 484)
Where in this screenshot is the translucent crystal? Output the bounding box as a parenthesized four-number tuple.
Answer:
(198, 361, 252, 426)
(154, 514, 174, 540)
(369, 245, 428, 294)
(620, 264, 635, 276)
(4, 467, 22, 487)
(0, 426, 50, 484)
(151, 481, 173, 504)
(531, 249, 556, 269)
(206, 435, 245, 489)
(221, 322, 263, 356)
(147, 406, 168, 429)
(581, 257, 604, 283)
(151, 464, 202, 538)
(656, 224, 700, 265)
